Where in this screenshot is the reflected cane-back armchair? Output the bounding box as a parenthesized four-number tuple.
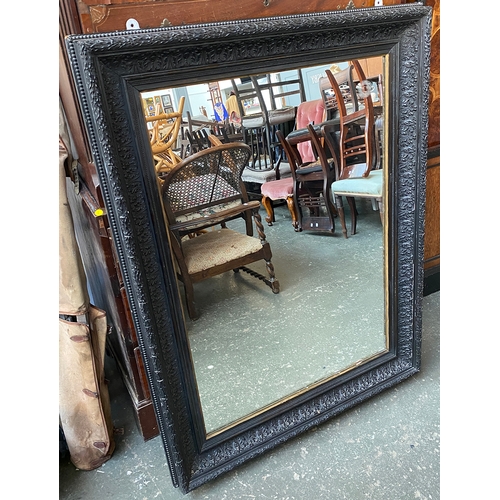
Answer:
(161, 142, 280, 320)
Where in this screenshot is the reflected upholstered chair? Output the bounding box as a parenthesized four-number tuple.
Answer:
(294, 98, 326, 163)
(321, 61, 383, 238)
(161, 142, 280, 320)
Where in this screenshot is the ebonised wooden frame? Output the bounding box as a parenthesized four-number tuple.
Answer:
(65, 4, 432, 493)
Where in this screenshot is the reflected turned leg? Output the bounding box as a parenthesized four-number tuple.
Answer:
(346, 196, 357, 235)
(261, 195, 275, 225)
(285, 195, 300, 231)
(377, 198, 384, 226)
(335, 194, 348, 238)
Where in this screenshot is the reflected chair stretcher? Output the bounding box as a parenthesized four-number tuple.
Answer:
(160, 142, 280, 320)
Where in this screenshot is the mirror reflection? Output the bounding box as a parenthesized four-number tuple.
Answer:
(142, 56, 388, 436)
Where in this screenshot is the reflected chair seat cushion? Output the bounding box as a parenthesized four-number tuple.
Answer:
(260, 177, 293, 200)
(296, 160, 324, 176)
(241, 162, 292, 183)
(182, 228, 264, 274)
(268, 106, 297, 125)
(331, 169, 383, 197)
(242, 116, 266, 128)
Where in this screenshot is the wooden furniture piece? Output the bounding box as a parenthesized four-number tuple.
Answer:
(230, 71, 305, 194)
(323, 63, 383, 238)
(260, 177, 298, 230)
(423, 0, 440, 295)
(294, 98, 327, 163)
(260, 98, 325, 229)
(59, 0, 438, 442)
(230, 78, 272, 172)
(251, 70, 306, 173)
(277, 125, 338, 233)
(184, 114, 243, 155)
(319, 64, 359, 120)
(147, 96, 185, 174)
(160, 143, 280, 320)
(287, 64, 363, 158)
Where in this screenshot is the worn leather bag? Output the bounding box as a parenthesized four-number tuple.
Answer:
(59, 104, 115, 469)
(59, 307, 115, 469)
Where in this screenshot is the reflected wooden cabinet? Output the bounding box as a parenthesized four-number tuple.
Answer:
(424, 0, 440, 294)
(60, 0, 439, 440)
(356, 57, 384, 80)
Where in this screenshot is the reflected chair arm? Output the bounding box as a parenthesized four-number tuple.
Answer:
(169, 201, 261, 234)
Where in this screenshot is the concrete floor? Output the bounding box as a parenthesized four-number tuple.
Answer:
(59, 203, 440, 499)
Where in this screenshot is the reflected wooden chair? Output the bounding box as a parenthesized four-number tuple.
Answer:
(230, 72, 304, 195)
(251, 70, 306, 173)
(160, 142, 280, 320)
(259, 99, 325, 231)
(321, 61, 383, 238)
(230, 78, 272, 173)
(294, 98, 326, 164)
(318, 65, 359, 121)
(146, 96, 185, 174)
(260, 176, 298, 231)
(276, 124, 338, 234)
(185, 110, 243, 153)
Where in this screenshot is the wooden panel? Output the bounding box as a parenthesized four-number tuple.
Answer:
(426, 0, 440, 149)
(423, 0, 440, 293)
(68, 179, 159, 439)
(75, 0, 408, 33)
(59, 1, 97, 197)
(424, 155, 440, 270)
(60, 0, 160, 441)
(356, 57, 384, 79)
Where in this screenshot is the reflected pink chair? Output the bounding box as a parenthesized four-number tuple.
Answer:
(295, 98, 326, 162)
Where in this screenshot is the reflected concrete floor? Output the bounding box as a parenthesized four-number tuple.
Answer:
(187, 201, 385, 433)
(59, 201, 440, 500)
